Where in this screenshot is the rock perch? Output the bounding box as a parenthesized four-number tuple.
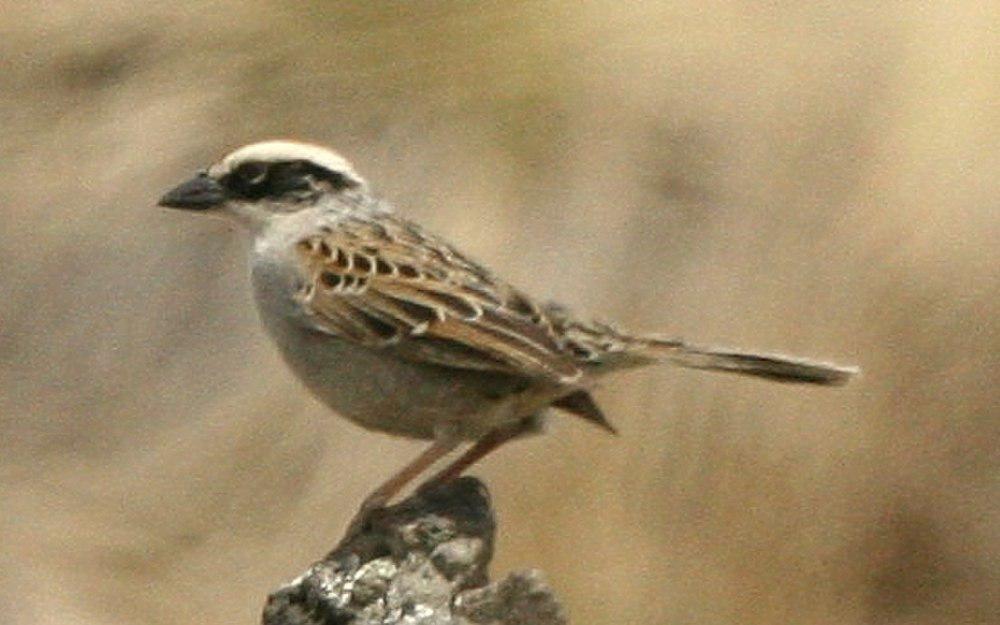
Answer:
(262, 477, 567, 625)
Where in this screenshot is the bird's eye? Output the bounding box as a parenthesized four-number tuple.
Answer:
(235, 162, 268, 185)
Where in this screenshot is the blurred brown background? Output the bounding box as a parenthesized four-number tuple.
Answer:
(1, 2, 997, 624)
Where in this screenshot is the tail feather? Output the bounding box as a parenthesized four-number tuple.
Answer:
(639, 337, 858, 386)
(551, 390, 618, 434)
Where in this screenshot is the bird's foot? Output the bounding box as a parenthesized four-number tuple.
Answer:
(341, 491, 390, 541)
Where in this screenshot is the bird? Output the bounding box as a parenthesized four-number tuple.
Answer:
(159, 139, 857, 512)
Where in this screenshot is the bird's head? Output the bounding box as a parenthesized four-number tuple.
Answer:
(158, 140, 367, 223)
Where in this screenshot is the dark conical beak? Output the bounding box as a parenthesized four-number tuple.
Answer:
(158, 173, 226, 209)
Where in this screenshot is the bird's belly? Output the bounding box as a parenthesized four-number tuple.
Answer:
(278, 327, 518, 440)
(250, 261, 538, 440)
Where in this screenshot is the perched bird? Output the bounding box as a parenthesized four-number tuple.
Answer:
(159, 140, 856, 510)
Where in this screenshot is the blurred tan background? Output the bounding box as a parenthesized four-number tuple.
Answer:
(1, 2, 998, 624)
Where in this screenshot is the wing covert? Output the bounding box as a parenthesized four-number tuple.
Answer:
(292, 215, 581, 383)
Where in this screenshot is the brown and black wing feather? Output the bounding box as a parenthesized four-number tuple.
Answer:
(293, 212, 583, 384)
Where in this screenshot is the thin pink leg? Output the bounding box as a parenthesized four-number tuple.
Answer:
(426, 420, 532, 485)
(342, 436, 462, 540)
(362, 437, 461, 509)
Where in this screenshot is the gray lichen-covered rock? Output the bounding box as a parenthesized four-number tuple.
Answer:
(262, 478, 566, 625)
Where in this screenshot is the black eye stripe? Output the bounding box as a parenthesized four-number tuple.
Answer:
(235, 161, 268, 183)
(221, 160, 359, 200)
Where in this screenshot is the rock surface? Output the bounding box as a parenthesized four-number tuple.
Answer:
(262, 478, 566, 625)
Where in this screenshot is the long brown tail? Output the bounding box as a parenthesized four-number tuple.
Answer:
(638, 337, 858, 385)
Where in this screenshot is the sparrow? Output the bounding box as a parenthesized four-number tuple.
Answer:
(159, 140, 857, 509)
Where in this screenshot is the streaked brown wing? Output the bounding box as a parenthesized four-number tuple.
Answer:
(292, 214, 581, 383)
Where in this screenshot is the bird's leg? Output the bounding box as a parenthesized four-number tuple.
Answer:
(361, 436, 460, 512)
(343, 435, 460, 539)
(424, 417, 534, 486)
